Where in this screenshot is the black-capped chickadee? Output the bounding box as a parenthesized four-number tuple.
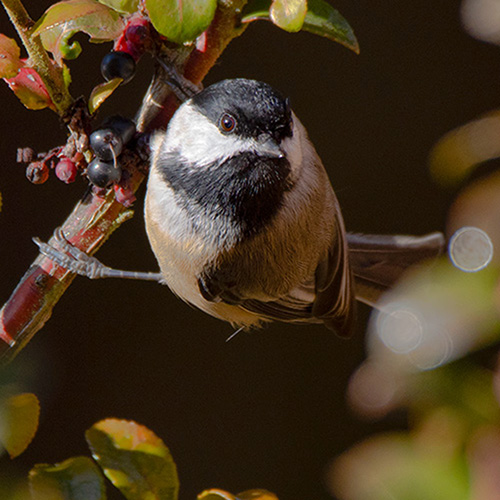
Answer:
(35, 78, 444, 337)
(145, 78, 444, 337)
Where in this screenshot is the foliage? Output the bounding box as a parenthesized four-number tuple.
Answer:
(1, 0, 357, 115)
(27, 418, 275, 500)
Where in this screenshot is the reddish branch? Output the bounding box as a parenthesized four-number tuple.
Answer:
(0, 2, 247, 363)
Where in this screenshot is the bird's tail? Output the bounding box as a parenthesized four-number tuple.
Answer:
(347, 232, 446, 306)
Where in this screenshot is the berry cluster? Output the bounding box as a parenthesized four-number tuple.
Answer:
(88, 115, 137, 206)
(101, 16, 152, 85)
(21, 147, 82, 185)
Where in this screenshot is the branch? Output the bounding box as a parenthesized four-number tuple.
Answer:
(1, 0, 73, 115)
(0, 0, 247, 363)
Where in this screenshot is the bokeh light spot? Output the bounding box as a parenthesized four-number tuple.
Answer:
(449, 226, 493, 272)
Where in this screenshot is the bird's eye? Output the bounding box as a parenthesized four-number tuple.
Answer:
(219, 113, 236, 133)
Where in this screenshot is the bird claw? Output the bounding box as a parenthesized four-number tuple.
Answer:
(33, 227, 109, 279)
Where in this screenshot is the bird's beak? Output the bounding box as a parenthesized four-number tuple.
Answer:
(259, 137, 286, 159)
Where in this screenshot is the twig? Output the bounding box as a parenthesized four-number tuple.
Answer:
(0, 0, 247, 363)
(1, 0, 74, 115)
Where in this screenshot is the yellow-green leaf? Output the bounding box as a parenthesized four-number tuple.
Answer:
(146, 0, 217, 44)
(0, 34, 21, 79)
(86, 419, 179, 500)
(30, 456, 106, 500)
(0, 393, 40, 458)
(270, 0, 307, 32)
(198, 490, 236, 500)
(88, 77, 122, 114)
(97, 0, 139, 14)
(33, 0, 124, 64)
(238, 490, 279, 500)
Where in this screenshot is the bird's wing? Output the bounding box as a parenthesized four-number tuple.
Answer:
(241, 209, 356, 337)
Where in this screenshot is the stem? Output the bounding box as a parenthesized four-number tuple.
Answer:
(1, 0, 73, 115)
(0, 0, 248, 363)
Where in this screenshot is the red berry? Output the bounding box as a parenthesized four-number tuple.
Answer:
(126, 24, 149, 46)
(55, 158, 78, 184)
(114, 184, 136, 207)
(26, 162, 49, 184)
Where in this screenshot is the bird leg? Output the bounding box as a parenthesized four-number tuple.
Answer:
(33, 227, 163, 282)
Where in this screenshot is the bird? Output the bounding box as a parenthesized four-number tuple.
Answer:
(143, 78, 445, 337)
(35, 78, 444, 338)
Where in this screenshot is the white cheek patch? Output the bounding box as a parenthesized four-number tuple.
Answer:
(160, 103, 256, 166)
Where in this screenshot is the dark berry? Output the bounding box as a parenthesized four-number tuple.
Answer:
(87, 159, 122, 188)
(101, 115, 136, 145)
(26, 162, 49, 184)
(90, 128, 123, 161)
(101, 51, 136, 84)
(55, 158, 78, 184)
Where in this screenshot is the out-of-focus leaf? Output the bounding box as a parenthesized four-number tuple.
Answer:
(368, 259, 499, 370)
(88, 77, 122, 114)
(145, 0, 217, 44)
(85, 419, 179, 500)
(30, 456, 106, 500)
(197, 490, 236, 500)
(270, 0, 307, 32)
(242, 0, 359, 53)
(0, 34, 21, 79)
(33, 0, 124, 64)
(330, 432, 470, 500)
(469, 428, 500, 499)
(4, 67, 55, 110)
(430, 110, 500, 186)
(198, 489, 278, 500)
(349, 256, 500, 418)
(97, 0, 139, 14)
(0, 393, 40, 458)
(238, 490, 279, 500)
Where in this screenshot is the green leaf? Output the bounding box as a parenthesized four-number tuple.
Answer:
(29, 456, 106, 500)
(4, 67, 55, 110)
(88, 77, 122, 114)
(85, 419, 179, 500)
(33, 0, 125, 64)
(146, 0, 217, 44)
(97, 0, 139, 14)
(270, 0, 307, 32)
(303, 0, 359, 53)
(0, 393, 40, 458)
(0, 34, 21, 79)
(242, 0, 359, 54)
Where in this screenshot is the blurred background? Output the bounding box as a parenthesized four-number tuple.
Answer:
(1, 0, 500, 498)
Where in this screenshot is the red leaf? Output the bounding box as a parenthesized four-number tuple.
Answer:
(4, 67, 55, 111)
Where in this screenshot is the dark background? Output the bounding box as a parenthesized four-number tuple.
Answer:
(0, 1, 497, 498)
